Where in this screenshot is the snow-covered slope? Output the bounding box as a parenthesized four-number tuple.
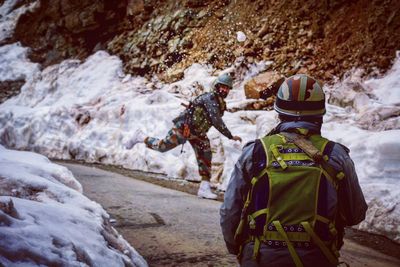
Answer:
(0, 0, 399, 247)
(1, 49, 399, 243)
(0, 145, 147, 266)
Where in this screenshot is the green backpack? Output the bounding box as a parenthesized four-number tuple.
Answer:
(234, 131, 346, 267)
(187, 94, 226, 135)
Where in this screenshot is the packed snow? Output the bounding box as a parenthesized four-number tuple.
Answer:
(0, 43, 40, 82)
(1, 48, 399, 243)
(0, 0, 399, 256)
(0, 0, 37, 43)
(0, 145, 147, 266)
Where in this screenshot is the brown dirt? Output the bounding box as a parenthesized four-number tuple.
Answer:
(12, 0, 400, 84)
(174, 0, 400, 82)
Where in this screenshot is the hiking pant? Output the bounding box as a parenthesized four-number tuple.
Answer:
(144, 124, 212, 181)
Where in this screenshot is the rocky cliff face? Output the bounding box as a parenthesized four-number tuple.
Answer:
(13, 0, 400, 82)
(13, 0, 129, 66)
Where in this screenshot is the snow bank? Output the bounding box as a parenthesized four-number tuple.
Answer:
(0, 43, 40, 82)
(0, 0, 38, 43)
(326, 54, 400, 131)
(0, 52, 265, 182)
(322, 121, 400, 242)
(0, 145, 147, 266)
(366, 52, 400, 106)
(1, 49, 400, 242)
(322, 54, 400, 242)
(0, 0, 399, 242)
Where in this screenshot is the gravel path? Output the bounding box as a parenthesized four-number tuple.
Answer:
(61, 162, 400, 267)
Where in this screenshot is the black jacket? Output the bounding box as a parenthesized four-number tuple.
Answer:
(220, 121, 368, 266)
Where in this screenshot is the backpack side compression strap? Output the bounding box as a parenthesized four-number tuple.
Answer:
(301, 221, 339, 266)
(273, 221, 304, 267)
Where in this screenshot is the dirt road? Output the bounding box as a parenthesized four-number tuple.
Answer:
(61, 163, 400, 267)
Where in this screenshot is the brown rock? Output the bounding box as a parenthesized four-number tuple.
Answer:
(76, 111, 91, 126)
(244, 71, 285, 99)
(244, 48, 256, 56)
(233, 47, 244, 57)
(185, 0, 212, 8)
(79, 9, 97, 28)
(127, 0, 145, 16)
(297, 67, 308, 74)
(323, 71, 333, 80)
(215, 11, 224, 19)
(64, 12, 81, 31)
(0, 199, 20, 221)
(251, 96, 276, 110)
(257, 23, 269, 38)
(165, 68, 184, 82)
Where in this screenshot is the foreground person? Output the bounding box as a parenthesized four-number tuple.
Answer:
(220, 74, 367, 266)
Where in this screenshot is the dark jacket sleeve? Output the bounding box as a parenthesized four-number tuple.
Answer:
(203, 94, 233, 139)
(329, 143, 368, 226)
(220, 142, 254, 254)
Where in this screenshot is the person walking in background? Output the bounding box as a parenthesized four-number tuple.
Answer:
(220, 74, 367, 266)
(126, 73, 242, 199)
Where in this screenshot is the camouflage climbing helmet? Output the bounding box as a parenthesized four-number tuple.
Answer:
(274, 74, 326, 117)
(214, 73, 233, 89)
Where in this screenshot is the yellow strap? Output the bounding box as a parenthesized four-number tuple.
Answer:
(273, 221, 303, 267)
(248, 208, 269, 230)
(321, 168, 338, 190)
(250, 208, 269, 219)
(279, 153, 311, 161)
(252, 236, 261, 260)
(316, 215, 338, 236)
(296, 128, 309, 135)
(234, 219, 246, 240)
(336, 172, 345, 180)
(270, 145, 288, 169)
(301, 222, 339, 266)
(315, 214, 330, 224)
(251, 165, 269, 186)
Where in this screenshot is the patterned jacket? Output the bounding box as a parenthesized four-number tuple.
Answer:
(173, 92, 233, 139)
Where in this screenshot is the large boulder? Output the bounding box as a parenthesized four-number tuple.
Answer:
(244, 71, 284, 99)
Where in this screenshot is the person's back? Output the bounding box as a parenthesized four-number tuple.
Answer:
(174, 90, 232, 138)
(220, 74, 367, 267)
